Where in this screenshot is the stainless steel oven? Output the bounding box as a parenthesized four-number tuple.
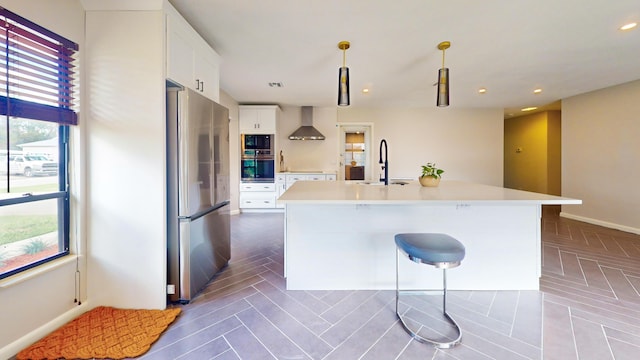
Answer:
(241, 134, 275, 182)
(242, 134, 273, 153)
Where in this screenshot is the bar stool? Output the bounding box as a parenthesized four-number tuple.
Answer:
(394, 233, 466, 348)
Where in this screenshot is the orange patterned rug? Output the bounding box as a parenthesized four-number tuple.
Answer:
(17, 306, 181, 360)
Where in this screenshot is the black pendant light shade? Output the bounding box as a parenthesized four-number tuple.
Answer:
(437, 68, 449, 107)
(338, 66, 350, 106)
(338, 41, 350, 106)
(436, 41, 451, 107)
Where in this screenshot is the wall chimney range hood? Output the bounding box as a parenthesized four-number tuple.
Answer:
(288, 106, 325, 140)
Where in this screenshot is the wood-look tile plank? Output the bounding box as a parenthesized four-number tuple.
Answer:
(454, 331, 533, 360)
(600, 266, 640, 304)
(320, 291, 394, 347)
(360, 320, 415, 360)
(511, 291, 543, 347)
(244, 291, 333, 359)
(543, 245, 563, 275)
(253, 279, 332, 335)
(142, 316, 241, 360)
(318, 290, 379, 324)
(455, 312, 542, 359)
(559, 251, 587, 283)
(607, 338, 640, 360)
(323, 304, 398, 360)
(570, 315, 614, 360)
(175, 337, 234, 360)
(578, 258, 611, 291)
(603, 326, 640, 347)
(235, 307, 311, 360)
(487, 290, 518, 324)
(223, 325, 276, 359)
(542, 301, 578, 360)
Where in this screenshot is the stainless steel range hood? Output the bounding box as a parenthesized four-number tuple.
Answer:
(288, 106, 325, 140)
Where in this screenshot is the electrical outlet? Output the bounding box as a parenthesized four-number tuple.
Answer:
(167, 284, 176, 295)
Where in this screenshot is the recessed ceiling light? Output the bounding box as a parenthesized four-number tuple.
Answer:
(478, 88, 487, 94)
(521, 107, 538, 112)
(268, 82, 283, 87)
(362, 88, 370, 94)
(619, 22, 637, 31)
(533, 88, 542, 94)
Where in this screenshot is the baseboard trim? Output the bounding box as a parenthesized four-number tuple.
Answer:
(560, 212, 640, 235)
(0, 302, 91, 360)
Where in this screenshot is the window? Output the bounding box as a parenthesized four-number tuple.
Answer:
(0, 7, 78, 279)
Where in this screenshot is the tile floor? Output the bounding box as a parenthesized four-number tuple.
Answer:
(141, 207, 640, 359)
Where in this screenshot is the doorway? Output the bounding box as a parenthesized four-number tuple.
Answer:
(337, 123, 373, 181)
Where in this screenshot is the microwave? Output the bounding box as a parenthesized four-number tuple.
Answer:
(242, 134, 273, 153)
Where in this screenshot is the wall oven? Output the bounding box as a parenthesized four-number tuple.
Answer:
(241, 134, 275, 182)
(243, 134, 272, 152)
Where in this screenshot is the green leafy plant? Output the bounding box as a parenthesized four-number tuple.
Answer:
(22, 239, 48, 255)
(420, 163, 444, 179)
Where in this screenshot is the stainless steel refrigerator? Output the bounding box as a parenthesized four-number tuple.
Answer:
(166, 85, 230, 303)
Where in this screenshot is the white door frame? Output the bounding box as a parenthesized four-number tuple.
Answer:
(337, 123, 374, 181)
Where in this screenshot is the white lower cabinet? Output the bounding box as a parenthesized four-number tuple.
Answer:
(243, 173, 337, 210)
(240, 192, 276, 208)
(239, 183, 276, 209)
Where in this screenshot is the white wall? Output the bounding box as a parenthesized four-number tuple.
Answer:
(562, 80, 640, 234)
(84, 10, 166, 308)
(273, 106, 503, 186)
(0, 1, 87, 356)
(218, 91, 240, 214)
(337, 107, 504, 185)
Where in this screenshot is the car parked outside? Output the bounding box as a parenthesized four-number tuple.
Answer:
(2, 155, 58, 177)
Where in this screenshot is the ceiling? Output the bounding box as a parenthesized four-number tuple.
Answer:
(169, 0, 640, 116)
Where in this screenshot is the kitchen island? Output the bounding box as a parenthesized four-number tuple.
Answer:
(277, 180, 581, 291)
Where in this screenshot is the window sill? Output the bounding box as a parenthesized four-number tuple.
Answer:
(0, 255, 79, 288)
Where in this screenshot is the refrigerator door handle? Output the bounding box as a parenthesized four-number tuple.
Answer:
(185, 201, 230, 222)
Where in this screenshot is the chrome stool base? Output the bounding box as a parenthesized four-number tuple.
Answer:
(395, 270, 462, 348)
(395, 240, 464, 349)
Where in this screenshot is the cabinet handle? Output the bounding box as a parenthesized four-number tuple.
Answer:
(201, 81, 204, 92)
(196, 79, 204, 92)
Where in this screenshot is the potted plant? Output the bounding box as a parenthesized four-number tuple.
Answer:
(419, 162, 444, 187)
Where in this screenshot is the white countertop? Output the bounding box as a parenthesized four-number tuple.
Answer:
(277, 180, 582, 205)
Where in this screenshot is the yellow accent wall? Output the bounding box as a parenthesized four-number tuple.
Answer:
(504, 111, 561, 195)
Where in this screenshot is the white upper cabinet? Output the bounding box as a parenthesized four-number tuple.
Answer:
(239, 105, 280, 134)
(166, 4, 220, 101)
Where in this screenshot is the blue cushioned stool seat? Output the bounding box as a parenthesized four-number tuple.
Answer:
(395, 233, 465, 267)
(394, 233, 466, 349)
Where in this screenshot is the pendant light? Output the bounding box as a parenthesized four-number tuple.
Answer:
(436, 41, 451, 107)
(338, 41, 350, 106)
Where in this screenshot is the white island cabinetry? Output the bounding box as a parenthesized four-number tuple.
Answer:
(278, 180, 581, 291)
